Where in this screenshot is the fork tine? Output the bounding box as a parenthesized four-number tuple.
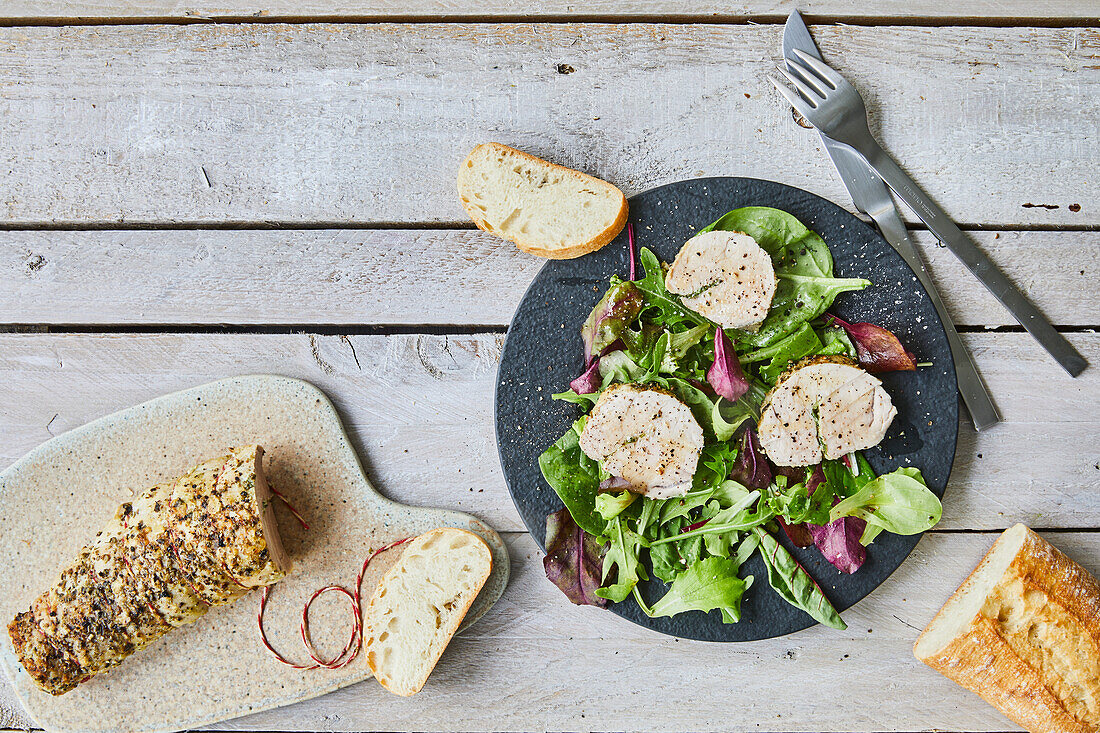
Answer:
(780, 63, 829, 100)
(777, 67, 824, 105)
(768, 76, 818, 118)
(790, 48, 841, 89)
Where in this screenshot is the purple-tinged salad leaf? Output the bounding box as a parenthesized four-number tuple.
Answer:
(707, 328, 751, 402)
(806, 516, 867, 574)
(827, 314, 917, 373)
(543, 507, 608, 607)
(777, 517, 814, 548)
(569, 357, 603, 395)
(598, 475, 633, 492)
(627, 222, 637, 281)
(582, 280, 644, 363)
(730, 428, 772, 491)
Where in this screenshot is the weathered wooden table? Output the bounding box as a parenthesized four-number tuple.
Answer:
(1, 2, 1097, 731)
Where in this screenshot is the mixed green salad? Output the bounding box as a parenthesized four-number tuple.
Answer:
(539, 206, 943, 630)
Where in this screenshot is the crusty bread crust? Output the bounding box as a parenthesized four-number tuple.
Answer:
(915, 525, 1100, 733)
(457, 142, 628, 260)
(365, 527, 492, 696)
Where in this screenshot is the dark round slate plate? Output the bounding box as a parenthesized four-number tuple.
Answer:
(494, 177, 958, 641)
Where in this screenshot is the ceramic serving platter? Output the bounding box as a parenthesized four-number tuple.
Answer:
(0, 375, 509, 733)
(496, 176, 957, 642)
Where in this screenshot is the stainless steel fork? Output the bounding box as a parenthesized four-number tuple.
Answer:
(770, 49, 1087, 377)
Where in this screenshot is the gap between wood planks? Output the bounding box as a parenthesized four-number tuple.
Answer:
(0, 14, 1096, 28)
(0, 324, 1095, 335)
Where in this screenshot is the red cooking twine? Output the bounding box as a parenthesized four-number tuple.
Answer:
(257, 525, 411, 670)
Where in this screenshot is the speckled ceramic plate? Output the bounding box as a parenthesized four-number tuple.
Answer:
(496, 177, 957, 641)
(0, 375, 509, 733)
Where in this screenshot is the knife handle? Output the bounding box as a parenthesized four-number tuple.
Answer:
(869, 211, 1001, 430)
(860, 144, 1087, 378)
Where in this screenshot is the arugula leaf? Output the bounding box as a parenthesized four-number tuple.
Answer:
(692, 441, 741, 494)
(538, 418, 606, 537)
(740, 323, 823, 384)
(596, 516, 648, 603)
(816, 324, 857, 359)
(755, 529, 847, 630)
(551, 389, 601, 408)
(596, 499, 659, 603)
(667, 324, 711, 363)
(664, 377, 721, 438)
(649, 557, 753, 622)
(635, 247, 712, 329)
(598, 350, 645, 385)
(711, 381, 767, 441)
(734, 532, 761, 566)
(829, 467, 942, 535)
(651, 491, 772, 544)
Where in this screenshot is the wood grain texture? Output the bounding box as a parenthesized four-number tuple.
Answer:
(5, 530, 1100, 731)
(0, 24, 1095, 227)
(0, 0, 1096, 21)
(1, 229, 1096, 327)
(0, 332, 1096, 534)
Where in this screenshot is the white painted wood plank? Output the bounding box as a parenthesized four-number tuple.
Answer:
(0, 0, 1094, 21)
(0, 229, 1095, 327)
(0, 25, 1095, 227)
(0, 332, 1096, 533)
(6, 530, 1100, 731)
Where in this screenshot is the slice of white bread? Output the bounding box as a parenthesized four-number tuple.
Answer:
(457, 142, 628, 259)
(914, 524, 1100, 733)
(364, 528, 493, 696)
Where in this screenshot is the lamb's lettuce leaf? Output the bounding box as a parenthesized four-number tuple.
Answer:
(829, 467, 941, 535)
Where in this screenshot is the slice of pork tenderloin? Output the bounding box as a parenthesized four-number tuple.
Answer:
(758, 356, 896, 467)
(665, 230, 777, 331)
(578, 383, 704, 499)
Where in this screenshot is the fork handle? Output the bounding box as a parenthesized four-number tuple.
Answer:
(867, 203, 1001, 430)
(859, 143, 1087, 377)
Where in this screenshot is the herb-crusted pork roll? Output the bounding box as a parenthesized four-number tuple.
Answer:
(7, 445, 290, 695)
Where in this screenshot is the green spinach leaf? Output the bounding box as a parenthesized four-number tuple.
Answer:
(701, 207, 870, 348)
(537, 418, 606, 537)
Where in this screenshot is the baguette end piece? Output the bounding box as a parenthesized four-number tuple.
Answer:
(364, 527, 492, 696)
(915, 523, 1100, 733)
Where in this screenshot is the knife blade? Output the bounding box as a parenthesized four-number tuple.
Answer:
(782, 10, 1001, 430)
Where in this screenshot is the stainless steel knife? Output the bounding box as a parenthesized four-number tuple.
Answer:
(782, 10, 1001, 431)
